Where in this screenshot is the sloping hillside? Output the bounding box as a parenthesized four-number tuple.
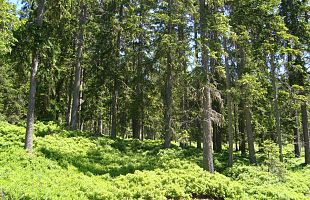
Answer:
(0, 121, 309, 199)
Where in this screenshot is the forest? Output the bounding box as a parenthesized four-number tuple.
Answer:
(0, 0, 309, 199)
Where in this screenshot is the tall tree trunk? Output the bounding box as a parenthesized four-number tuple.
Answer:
(70, 3, 87, 130)
(163, 0, 173, 148)
(213, 126, 222, 153)
(196, 118, 202, 149)
(236, 44, 246, 156)
(132, 10, 144, 139)
(111, 85, 118, 138)
(78, 68, 84, 131)
(194, 19, 201, 150)
(286, 53, 301, 157)
(66, 67, 73, 125)
(178, 23, 188, 147)
(202, 87, 214, 172)
(301, 102, 310, 164)
(270, 53, 283, 162)
(132, 110, 140, 139)
(294, 108, 301, 157)
(111, 4, 123, 138)
(199, 0, 214, 173)
(281, 0, 309, 165)
(234, 102, 239, 151)
(245, 103, 257, 164)
(141, 102, 144, 141)
(239, 44, 256, 164)
(298, 26, 310, 164)
(99, 119, 103, 134)
(224, 38, 234, 167)
(132, 82, 141, 139)
(239, 105, 246, 156)
(25, 0, 45, 152)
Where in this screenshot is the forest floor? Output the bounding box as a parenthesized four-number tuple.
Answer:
(0, 121, 309, 199)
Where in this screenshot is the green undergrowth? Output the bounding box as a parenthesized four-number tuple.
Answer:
(0, 121, 309, 199)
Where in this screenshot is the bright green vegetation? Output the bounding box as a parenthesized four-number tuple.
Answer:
(0, 121, 309, 200)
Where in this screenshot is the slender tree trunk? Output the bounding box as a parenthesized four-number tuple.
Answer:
(178, 23, 188, 141)
(294, 108, 301, 157)
(111, 4, 123, 138)
(70, 4, 87, 130)
(163, 0, 173, 148)
(71, 54, 81, 130)
(200, 0, 214, 173)
(111, 87, 118, 138)
(132, 19, 144, 139)
(234, 102, 239, 151)
(236, 44, 246, 156)
(213, 126, 222, 153)
(239, 44, 256, 163)
(141, 103, 144, 141)
(25, 0, 45, 152)
(132, 111, 140, 139)
(66, 67, 73, 125)
(224, 38, 234, 167)
(217, 127, 223, 152)
(245, 103, 257, 164)
(202, 87, 214, 172)
(194, 21, 201, 150)
(99, 119, 103, 134)
(196, 119, 202, 149)
(239, 107, 246, 156)
(213, 126, 217, 151)
(78, 68, 84, 131)
(286, 53, 301, 157)
(270, 53, 283, 162)
(301, 102, 310, 164)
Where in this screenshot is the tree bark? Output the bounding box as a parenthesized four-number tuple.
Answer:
(111, 87, 118, 138)
(25, 0, 45, 152)
(66, 67, 73, 125)
(234, 102, 239, 151)
(70, 3, 87, 130)
(199, 0, 214, 173)
(132, 7, 144, 139)
(196, 118, 202, 149)
(301, 102, 310, 164)
(245, 103, 257, 164)
(213, 126, 222, 153)
(294, 108, 301, 157)
(99, 119, 103, 134)
(239, 105, 246, 156)
(224, 38, 234, 167)
(163, 0, 173, 148)
(270, 53, 283, 161)
(111, 4, 123, 138)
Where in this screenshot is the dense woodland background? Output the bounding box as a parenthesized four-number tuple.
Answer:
(0, 0, 309, 173)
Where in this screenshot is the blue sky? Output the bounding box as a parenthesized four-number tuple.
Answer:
(8, 0, 22, 9)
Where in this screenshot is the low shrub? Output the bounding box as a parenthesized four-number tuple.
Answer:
(0, 121, 309, 199)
